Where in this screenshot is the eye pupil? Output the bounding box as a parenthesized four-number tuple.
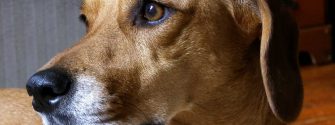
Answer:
(144, 2, 164, 21)
(145, 4, 157, 18)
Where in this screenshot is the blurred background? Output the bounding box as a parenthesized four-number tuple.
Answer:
(289, 0, 335, 124)
(0, 0, 334, 124)
(0, 0, 85, 87)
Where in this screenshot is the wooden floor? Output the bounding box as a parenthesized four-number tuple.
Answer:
(292, 64, 335, 125)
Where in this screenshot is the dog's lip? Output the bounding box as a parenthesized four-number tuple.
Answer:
(43, 114, 130, 125)
(32, 99, 45, 112)
(40, 107, 166, 124)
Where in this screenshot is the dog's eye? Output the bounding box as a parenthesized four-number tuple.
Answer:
(144, 2, 164, 21)
(135, 1, 172, 26)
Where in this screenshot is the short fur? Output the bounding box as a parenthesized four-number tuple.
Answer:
(0, 0, 302, 124)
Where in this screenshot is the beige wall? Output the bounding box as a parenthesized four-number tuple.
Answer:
(0, 0, 85, 87)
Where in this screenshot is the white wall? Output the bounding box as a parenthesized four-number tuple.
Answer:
(0, 0, 86, 87)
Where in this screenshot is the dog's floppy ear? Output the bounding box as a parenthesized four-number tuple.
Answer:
(229, 0, 303, 122)
(257, 0, 303, 123)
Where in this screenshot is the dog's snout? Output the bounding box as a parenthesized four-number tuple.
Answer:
(26, 69, 72, 112)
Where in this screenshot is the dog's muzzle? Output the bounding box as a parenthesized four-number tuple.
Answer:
(26, 68, 72, 113)
(26, 69, 166, 124)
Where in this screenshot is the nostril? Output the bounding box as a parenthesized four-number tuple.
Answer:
(40, 85, 64, 100)
(26, 85, 34, 96)
(26, 68, 72, 112)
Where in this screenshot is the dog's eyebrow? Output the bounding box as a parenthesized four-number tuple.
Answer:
(153, 0, 192, 10)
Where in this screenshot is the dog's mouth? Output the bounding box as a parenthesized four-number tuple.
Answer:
(40, 112, 165, 125)
(39, 107, 115, 124)
(38, 102, 166, 125)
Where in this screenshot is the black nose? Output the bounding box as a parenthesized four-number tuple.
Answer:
(26, 68, 72, 112)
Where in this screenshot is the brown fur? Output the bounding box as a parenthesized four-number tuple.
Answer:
(0, 0, 302, 124)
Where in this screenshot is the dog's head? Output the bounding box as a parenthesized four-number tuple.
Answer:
(26, 0, 303, 124)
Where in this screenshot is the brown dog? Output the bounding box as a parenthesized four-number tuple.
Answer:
(0, 0, 303, 124)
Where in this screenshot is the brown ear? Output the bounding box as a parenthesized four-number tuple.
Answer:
(258, 0, 303, 123)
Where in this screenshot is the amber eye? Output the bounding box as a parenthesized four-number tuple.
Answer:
(134, 1, 172, 26)
(143, 2, 165, 21)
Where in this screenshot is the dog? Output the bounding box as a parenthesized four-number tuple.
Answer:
(0, 0, 303, 124)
